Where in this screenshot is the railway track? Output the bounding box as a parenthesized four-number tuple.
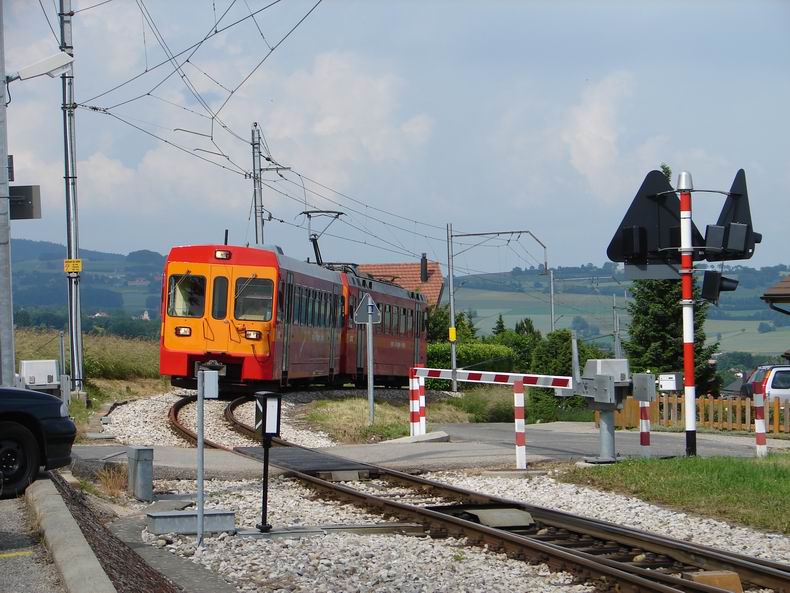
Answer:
(167, 394, 790, 593)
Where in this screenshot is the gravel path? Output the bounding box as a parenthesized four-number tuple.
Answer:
(424, 471, 790, 565)
(148, 478, 592, 593)
(234, 400, 336, 448)
(105, 393, 191, 448)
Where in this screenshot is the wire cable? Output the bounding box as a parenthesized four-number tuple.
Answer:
(37, 0, 60, 44)
(73, 0, 115, 13)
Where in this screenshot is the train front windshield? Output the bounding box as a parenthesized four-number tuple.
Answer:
(167, 275, 206, 317)
(234, 277, 274, 321)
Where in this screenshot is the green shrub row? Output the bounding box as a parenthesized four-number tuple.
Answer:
(426, 342, 515, 389)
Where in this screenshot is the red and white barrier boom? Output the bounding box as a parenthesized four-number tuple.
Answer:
(410, 367, 573, 465)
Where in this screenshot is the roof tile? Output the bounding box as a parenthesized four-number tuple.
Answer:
(357, 261, 444, 306)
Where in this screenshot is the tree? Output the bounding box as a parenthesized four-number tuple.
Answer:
(624, 279, 719, 394)
(426, 304, 478, 343)
(492, 314, 506, 336)
(514, 317, 540, 339)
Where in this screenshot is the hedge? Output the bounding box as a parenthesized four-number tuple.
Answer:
(426, 342, 515, 389)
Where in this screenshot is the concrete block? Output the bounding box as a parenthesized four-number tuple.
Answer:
(684, 571, 743, 593)
(146, 510, 236, 535)
(316, 470, 369, 482)
(84, 432, 116, 440)
(127, 446, 153, 502)
(382, 431, 450, 444)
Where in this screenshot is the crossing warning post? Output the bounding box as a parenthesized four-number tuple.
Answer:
(254, 391, 282, 533)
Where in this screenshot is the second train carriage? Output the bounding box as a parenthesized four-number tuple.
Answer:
(159, 244, 428, 392)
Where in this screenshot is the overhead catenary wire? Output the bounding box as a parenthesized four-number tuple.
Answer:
(37, 0, 60, 44)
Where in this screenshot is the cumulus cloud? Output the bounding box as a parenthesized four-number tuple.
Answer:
(561, 71, 633, 201)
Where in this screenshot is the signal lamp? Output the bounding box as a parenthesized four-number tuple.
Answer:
(245, 330, 262, 340)
(175, 326, 192, 337)
(215, 250, 231, 260)
(701, 270, 738, 305)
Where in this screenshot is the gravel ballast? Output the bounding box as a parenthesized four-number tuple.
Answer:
(424, 471, 790, 565)
(149, 477, 592, 593)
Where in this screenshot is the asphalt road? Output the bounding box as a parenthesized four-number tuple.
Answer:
(0, 493, 64, 593)
(433, 421, 790, 460)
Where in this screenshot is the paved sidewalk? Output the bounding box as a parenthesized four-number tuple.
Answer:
(0, 494, 64, 593)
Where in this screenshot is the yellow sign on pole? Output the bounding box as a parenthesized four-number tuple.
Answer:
(63, 259, 82, 273)
(448, 326, 457, 342)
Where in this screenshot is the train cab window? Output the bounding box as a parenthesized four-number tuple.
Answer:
(167, 274, 206, 318)
(211, 277, 229, 320)
(234, 278, 274, 321)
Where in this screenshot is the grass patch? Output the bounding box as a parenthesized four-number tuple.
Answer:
(304, 398, 471, 443)
(96, 465, 128, 498)
(15, 327, 160, 380)
(560, 453, 790, 533)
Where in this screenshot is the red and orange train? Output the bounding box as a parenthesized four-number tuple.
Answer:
(159, 244, 428, 392)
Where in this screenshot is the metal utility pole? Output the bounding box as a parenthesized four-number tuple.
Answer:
(677, 171, 697, 456)
(59, 0, 84, 392)
(0, 3, 16, 387)
(446, 224, 457, 391)
(251, 123, 264, 244)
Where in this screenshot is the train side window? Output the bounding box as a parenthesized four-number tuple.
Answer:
(234, 278, 274, 321)
(348, 296, 355, 328)
(393, 306, 399, 334)
(415, 309, 420, 336)
(211, 277, 228, 320)
(167, 274, 206, 318)
(302, 288, 309, 326)
(339, 295, 345, 327)
(384, 304, 391, 334)
(310, 290, 316, 327)
(320, 292, 327, 328)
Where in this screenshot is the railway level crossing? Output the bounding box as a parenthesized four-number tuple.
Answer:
(409, 367, 574, 469)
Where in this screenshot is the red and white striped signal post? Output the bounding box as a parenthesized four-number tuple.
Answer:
(753, 383, 768, 458)
(678, 171, 697, 456)
(513, 380, 527, 469)
(639, 401, 651, 458)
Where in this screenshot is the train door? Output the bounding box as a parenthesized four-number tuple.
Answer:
(280, 272, 294, 384)
(329, 285, 339, 381)
(206, 265, 231, 353)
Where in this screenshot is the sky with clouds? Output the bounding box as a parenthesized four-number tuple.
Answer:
(4, 0, 789, 273)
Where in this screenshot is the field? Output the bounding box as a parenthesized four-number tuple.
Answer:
(449, 287, 789, 355)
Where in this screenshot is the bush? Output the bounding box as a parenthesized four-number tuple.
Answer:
(426, 342, 515, 389)
(446, 387, 515, 422)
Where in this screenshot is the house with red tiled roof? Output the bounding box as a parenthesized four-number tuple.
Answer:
(357, 254, 444, 307)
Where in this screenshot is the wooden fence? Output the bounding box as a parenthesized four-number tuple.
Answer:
(595, 395, 790, 435)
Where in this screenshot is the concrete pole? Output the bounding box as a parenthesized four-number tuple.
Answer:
(60, 0, 84, 391)
(446, 224, 457, 392)
(549, 269, 556, 332)
(677, 171, 697, 456)
(251, 123, 263, 245)
(0, 3, 17, 387)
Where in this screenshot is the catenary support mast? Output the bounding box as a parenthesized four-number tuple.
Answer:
(60, 0, 84, 391)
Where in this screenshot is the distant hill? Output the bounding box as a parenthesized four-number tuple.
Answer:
(11, 239, 164, 312)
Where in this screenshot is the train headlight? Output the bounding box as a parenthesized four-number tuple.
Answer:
(245, 330, 262, 340)
(175, 326, 192, 337)
(215, 250, 231, 260)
